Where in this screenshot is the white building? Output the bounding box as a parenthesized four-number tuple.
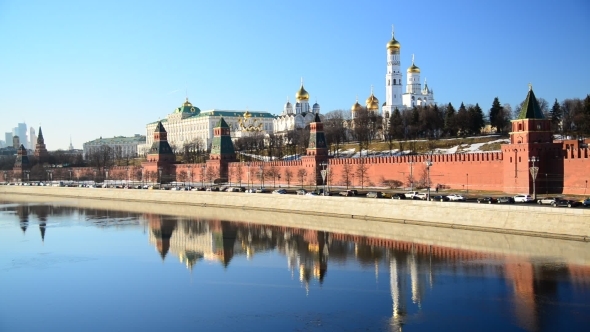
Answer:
(83, 134, 146, 159)
(29, 127, 37, 152)
(382, 28, 435, 118)
(138, 98, 275, 155)
(273, 80, 320, 133)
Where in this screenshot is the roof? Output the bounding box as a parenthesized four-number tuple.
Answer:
(518, 87, 545, 119)
(84, 135, 146, 145)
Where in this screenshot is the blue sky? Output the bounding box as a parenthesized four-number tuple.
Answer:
(1, 0, 589, 150)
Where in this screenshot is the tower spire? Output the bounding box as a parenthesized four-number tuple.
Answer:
(412, 54, 415, 65)
(391, 24, 394, 36)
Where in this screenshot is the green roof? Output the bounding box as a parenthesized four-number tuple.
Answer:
(518, 87, 545, 119)
(85, 135, 146, 145)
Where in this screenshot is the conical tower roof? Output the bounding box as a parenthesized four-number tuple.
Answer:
(517, 85, 544, 119)
(215, 117, 230, 129)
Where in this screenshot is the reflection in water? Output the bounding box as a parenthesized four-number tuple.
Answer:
(3, 202, 590, 330)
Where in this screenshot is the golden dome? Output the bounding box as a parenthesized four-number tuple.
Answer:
(365, 88, 380, 110)
(386, 35, 401, 52)
(351, 100, 363, 112)
(407, 54, 420, 73)
(296, 83, 309, 101)
(182, 97, 192, 107)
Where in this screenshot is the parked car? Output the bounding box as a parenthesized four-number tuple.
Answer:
(552, 199, 581, 208)
(430, 195, 449, 202)
(497, 196, 515, 204)
(447, 194, 466, 202)
(296, 189, 307, 195)
(305, 192, 319, 196)
(366, 191, 382, 198)
(414, 193, 429, 200)
(537, 197, 557, 205)
(391, 193, 406, 200)
(477, 197, 498, 204)
(339, 190, 357, 197)
(514, 194, 534, 203)
(380, 192, 392, 198)
(582, 198, 590, 207)
(404, 191, 421, 199)
(272, 189, 287, 194)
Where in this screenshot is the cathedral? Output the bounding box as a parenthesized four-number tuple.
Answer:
(273, 79, 320, 134)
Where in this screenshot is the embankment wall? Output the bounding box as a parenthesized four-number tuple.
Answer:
(1, 186, 589, 241)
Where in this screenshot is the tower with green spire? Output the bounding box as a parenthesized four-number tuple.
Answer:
(206, 117, 236, 182)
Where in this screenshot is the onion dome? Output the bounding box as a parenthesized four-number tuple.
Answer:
(351, 99, 363, 112)
(386, 31, 401, 52)
(174, 97, 200, 114)
(407, 54, 420, 73)
(365, 88, 380, 110)
(296, 83, 309, 101)
(296, 86, 309, 100)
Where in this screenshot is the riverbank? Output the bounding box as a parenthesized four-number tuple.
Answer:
(1, 186, 589, 241)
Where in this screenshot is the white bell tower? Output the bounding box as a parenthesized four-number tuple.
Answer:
(383, 26, 403, 117)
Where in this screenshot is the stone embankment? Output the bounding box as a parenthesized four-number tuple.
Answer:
(1, 186, 589, 241)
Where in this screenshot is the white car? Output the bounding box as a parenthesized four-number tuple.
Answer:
(447, 194, 466, 202)
(514, 194, 533, 203)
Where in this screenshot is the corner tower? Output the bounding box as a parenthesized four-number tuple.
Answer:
(383, 27, 403, 117)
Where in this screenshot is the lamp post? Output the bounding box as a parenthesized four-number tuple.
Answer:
(320, 162, 328, 195)
(409, 161, 414, 191)
(201, 164, 206, 188)
(466, 173, 469, 194)
(24, 170, 30, 184)
(105, 168, 109, 187)
(247, 162, 251, 192)
(529, 156, 539, 200)
(545, 173, 548, 195)
(158, 167, 163, 187)
(69, 169, 72, 184)
(93, 169, 97, 183)
(425, 160, 433, 201)
(259, 166, 264, 189)
(3, 171, 7, 184)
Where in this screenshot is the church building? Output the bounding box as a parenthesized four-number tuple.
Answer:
(273, 80, 320, 134)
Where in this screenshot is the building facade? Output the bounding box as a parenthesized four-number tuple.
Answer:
(273, 80, 320, 134)
(139, 98, 275, 155)
(83, 134, 146, 159)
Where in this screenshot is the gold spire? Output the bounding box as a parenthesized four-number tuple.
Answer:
(351, 96, 363, 112)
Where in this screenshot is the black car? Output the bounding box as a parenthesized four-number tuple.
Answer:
(552, 199, 581, 208)
(477, 197, 498, 204)
(430, 195, 449, 202)
(391, 193, 406, 200)
(497, 196, 515, 204)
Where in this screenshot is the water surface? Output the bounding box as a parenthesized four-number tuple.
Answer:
(1, 200, 589, 331)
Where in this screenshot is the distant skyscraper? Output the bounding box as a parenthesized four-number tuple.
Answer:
(13, 135, 20, 149)
(29, 127, 37, 151)
(19, 123, 28, 149)
(5, 133, 13, 147)
(0, 140, 5, 148)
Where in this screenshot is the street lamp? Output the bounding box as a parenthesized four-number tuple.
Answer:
(425, 160, 433, 200)
(409, 161, 414, 191)
(104, 168, 109, 187)
(545, 173, 548, 195)
(201, 164, 206, 188)
(466, 173, 469, 194)
(247, 162, 251, 192)
(69, 169, 72, 183)
(3, 171, 7, 184)
(158, 167, 163, 187)
(529, 156, 539, 200)
(259, 166, 264, 189)
(24, 170, 30, 184)
(320, 162, 328, 195)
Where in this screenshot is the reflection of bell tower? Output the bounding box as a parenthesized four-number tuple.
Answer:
(217, 221, 237, 268)
(17, 205, 30, 234)
(389, 255, 407, 329)
(504, 260, 538, 331)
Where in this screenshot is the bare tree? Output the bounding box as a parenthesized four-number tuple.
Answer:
(284, 168, 293, 187)
(341, 164, 353, 189)
(267, 165, 280, 188)
(355, 161, 370, 189)
(380, 176, 403, 189)
(235, 164, 244, 186)
(297, 168, 307, 188)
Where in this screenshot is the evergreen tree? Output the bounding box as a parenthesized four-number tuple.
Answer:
(432, 104, 444, 138)
(469, 103, 485, 135)
(550, 98, 562, 133)
(390, 108, 403, 140)
(489, 97, 503, 132)
(444, 102, 457, 137)
(456, 102, 469, 136)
